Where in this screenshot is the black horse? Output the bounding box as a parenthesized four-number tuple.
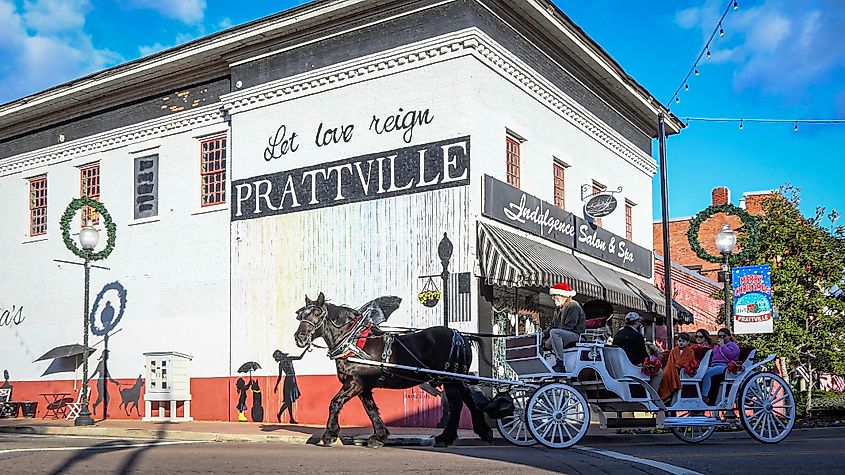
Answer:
(294, 292, 493, 448)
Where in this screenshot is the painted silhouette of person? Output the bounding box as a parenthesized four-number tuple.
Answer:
(90, 350, 119, 417)
(1, 370, 12, 401)
(273, 348, 307, 423)
(236, 378, 249, 422)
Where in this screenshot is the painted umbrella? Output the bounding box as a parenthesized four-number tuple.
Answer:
(34, 344, 96, 362)
(237, 361, 262, 374)
(358, 295, 402, 326)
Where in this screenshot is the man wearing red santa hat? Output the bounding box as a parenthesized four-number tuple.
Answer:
(545, 282, 586, 372)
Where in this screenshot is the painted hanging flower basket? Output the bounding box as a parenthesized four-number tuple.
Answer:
(418, 290, 442, 308)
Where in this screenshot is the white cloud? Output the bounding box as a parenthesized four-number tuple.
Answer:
(674, 0, 845, 97)
(0, 0, 121, 103)
(22, 0, 89, 34)
(129, 0, 206, 24)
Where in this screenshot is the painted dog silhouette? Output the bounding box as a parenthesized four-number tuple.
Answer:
(119, 375, 143, 416)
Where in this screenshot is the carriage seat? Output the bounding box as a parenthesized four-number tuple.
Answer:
(603, 347, 645, 380)
(680, 349, 712, 382)
(541, 336, 577, 352)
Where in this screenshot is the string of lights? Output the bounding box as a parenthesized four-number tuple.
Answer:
(666, 0, 740, 107)
(683, 117, 845, 132)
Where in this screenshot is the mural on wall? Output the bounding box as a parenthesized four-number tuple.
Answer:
(232, 136, 470, 220)
(89, 281, 128, 419)
(273, 348, 306, 424)
(118, 375, 143, 416)
(236, 378, 249, 422)
(236, 361, 263, 422)
(0, 370, 14, 418)
(0, 305, 25, 328)
(90, 350, 120, 417)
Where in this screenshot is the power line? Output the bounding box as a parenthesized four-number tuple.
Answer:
(667, 0, 739, 107)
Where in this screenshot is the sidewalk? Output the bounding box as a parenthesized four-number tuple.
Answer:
(0, 418, 487, 446)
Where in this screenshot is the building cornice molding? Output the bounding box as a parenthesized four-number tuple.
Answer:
(0, 104, 225, 176)
(222, 29, 658, 175)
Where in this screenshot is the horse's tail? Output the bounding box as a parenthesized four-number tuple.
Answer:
(461, 334, 492, 370)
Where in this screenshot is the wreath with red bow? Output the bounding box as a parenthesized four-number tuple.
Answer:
(683, 359, 700, 377)
(641, 356, 662, 377)
(727, 360, 745, 374)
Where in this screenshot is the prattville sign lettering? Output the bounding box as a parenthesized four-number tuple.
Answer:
(233, 137, 470, 220)
(483, 175, 651, 277)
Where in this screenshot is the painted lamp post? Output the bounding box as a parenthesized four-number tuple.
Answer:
(75, 221, 99, 426)
(715, 224, 737, 332)
(60, 196, 116, 426)
(438, 233, 453, 328)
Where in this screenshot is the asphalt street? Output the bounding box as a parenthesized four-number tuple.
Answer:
(1, 427, 843, 474)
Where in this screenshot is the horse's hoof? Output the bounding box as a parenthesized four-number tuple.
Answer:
(320, 435, 339, 447)
(367, 436, 385, 448)
(433, 435, 454, 448)
(479, 428, 494, 444)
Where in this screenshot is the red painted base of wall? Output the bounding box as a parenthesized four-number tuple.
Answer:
(5, 376, 470, 429)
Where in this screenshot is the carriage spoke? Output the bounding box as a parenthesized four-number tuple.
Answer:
(560, 421, 574, 440)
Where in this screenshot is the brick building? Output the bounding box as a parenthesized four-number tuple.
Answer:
(653, 187, 777, 332)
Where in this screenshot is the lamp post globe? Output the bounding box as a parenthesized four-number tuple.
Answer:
(715, 224, 736, 333)
(74, 220, 98, 426)
(79, 223, 99, 250)
(715, 224, 736, 254)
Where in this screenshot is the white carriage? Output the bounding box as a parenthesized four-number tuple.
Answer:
(496, 331, 796, 448)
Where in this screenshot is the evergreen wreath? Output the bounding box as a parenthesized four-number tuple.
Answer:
(60, 197, 117, 261)
(686, 204, 760, 264)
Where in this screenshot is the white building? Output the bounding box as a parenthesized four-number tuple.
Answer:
(0, 0, 683, 424)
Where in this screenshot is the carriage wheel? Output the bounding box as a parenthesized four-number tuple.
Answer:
(739, 372, 796, 444)
(496, 387, 536, 447)
(669, 410, 715, 444)
(525, 383, 589, 449)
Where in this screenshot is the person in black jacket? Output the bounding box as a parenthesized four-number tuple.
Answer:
(613, 312, 648, 365)
(545, 282, 586, 372)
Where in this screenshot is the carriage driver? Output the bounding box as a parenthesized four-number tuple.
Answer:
(544, 282, 586, 372)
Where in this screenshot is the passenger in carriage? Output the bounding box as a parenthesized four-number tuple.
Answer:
(691, 329, 713, 361)
(612, 312, 648, 366)
(701, 328, 740, 404)
(545, 282, 586, 372)
(658, 332, 695, 401)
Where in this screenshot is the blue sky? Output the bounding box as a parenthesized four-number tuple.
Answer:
(0, 0, 842, 222)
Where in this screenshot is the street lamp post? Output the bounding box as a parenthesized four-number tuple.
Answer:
(74, 221, 99, 426)
(715, 224, 737, 332)
(438, 232, 453, 328)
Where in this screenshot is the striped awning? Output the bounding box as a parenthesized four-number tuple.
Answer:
(478, 222, 604, 300)
(477, 222, 693, 322)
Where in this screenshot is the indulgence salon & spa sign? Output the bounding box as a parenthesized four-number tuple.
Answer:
(232, 137, 470, 220)
(482, 175, 652, 277)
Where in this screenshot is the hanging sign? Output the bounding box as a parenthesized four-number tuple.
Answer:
(731, 264, 774, 334)
(483, 175, 652, 277)
(584, 194, 618, 219)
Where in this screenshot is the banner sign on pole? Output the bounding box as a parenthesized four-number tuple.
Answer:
(732, 264, 774, 334)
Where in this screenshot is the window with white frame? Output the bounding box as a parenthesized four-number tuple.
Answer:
(200, 136, 227, 207)
(80, 163, 100, 225)
(29, 176, 47, 236)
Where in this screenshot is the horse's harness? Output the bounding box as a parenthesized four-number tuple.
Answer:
(299, 304, 469, 379)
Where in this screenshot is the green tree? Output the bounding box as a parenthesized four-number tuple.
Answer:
(736, 185, 845, 392)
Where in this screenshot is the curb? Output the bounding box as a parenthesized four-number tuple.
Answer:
(0, 425, 448, 446)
